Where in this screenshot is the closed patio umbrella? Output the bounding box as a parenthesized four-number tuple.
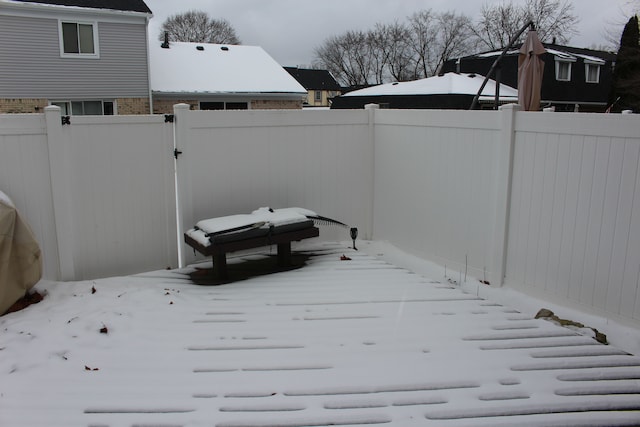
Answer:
(518, 29, 546, 111)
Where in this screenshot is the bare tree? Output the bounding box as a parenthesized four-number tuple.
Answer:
(159, 10, 241, 45)
(407, 10, 439, 78)
(526, 0, 579, 44)
(604, 1, 640, 50)
(313, 31, 377, 86)
(473, 0, 579, 50)
(371, 22, 414, 82)
(433, 12, 478, 74)
(473, 2, 526, 50)
(408, 10, 477, 77)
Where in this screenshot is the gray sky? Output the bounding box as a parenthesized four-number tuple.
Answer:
(144, 0, 634, 67)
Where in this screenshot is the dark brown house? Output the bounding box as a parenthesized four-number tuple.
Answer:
(441, 44, 617, 112)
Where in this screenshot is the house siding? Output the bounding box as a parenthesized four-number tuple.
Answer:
(0, 14, 149, 100)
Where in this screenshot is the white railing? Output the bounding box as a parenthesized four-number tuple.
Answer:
(1, 105, 639, 327)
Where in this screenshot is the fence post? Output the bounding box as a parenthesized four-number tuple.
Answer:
(490, 103, 520, 287)
(365, 103, 379, 240)
(44, 106, 76, 281)
(173, 103, 191, 268)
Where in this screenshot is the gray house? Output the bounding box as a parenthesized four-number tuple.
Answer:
(0, 0, 153, 115)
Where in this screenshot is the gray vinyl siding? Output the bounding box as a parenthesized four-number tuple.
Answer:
(0, 14, 149, 99)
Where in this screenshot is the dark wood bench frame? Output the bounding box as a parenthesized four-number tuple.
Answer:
(184, 226, 319, 279)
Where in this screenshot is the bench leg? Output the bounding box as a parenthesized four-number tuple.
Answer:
(213, 253, 228, 280)
(277, 242, 292, 267)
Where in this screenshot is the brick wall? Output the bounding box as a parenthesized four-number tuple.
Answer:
(153, 98, 303, 113)
(0, 98, 48, 114)
(0, 98, 150, 115)
(153, 99, 198, 115)
(116, 98, 151, 115)
(252, 100, 302, 110)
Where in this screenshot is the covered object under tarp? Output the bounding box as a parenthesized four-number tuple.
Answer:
(0, 192, 42, 315)
(331, 72, 518, 110)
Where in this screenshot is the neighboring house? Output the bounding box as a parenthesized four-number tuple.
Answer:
(0, 0, 153, 115)
(441, 44, 617, 112)
(149, 41, 307, 113)
(331, 72, 518, 110)
(284, 67, 341, 108)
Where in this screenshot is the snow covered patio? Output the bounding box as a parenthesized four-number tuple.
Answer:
(2, 241, 640, 427)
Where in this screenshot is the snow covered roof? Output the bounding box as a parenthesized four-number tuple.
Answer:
(472, 45, 611, 66)
(546, 48, 606, 65)
(343, 73, 518, 101)
(149, 41, 307, 97)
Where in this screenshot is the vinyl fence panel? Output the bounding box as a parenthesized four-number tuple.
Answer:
(0, 114, 60, 279)
(59, 113, 177, 280)
(175, 106, 373, 267)
(506, 112, 640, 324)
(372, 108, 507, 285)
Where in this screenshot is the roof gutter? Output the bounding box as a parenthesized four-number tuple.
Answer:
(0, 0, 153, 20)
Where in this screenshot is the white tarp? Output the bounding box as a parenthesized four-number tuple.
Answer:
(0, 191, 42, 314)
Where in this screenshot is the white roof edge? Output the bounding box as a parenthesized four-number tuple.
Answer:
(152, 91, 307, 98)
(0, 0, 153, 19)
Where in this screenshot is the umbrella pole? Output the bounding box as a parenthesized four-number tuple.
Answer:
(470, 20, 534, 110)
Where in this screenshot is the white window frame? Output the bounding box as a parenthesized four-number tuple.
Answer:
(50, 100, 115, 115)
(58, 20, 100, 58)
(584, 61, 601, 84)
(554, 57, 575, 82)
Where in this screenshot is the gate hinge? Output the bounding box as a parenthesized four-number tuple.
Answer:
(174, 148, 183, 159)
(164, 114, 174, 123)
(61, 116, 71, 125)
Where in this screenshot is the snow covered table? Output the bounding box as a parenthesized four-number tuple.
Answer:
(184, 208, 321, 280)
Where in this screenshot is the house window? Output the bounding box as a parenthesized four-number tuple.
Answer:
(314, 90, 322, 102)
(225, 102, 248, 110)
(555, 58, 575, 81)
(585, 63, 601, 83)
(59, 21, 98, 57)
(200, 101, 248, 110)
(51, 100, 114, 115)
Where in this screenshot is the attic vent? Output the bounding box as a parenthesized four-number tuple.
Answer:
(196, 46, 205, 51)
(220, 46, 229, 51)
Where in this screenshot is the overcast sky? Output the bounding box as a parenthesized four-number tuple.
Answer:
(144, 0, 634, 67)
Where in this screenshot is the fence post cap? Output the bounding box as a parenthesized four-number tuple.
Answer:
(499, 103, 521, 112)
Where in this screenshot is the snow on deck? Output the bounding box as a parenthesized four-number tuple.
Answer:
(2, 242, 640, 426)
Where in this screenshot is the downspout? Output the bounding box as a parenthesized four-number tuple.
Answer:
(470, 20, 534, 110)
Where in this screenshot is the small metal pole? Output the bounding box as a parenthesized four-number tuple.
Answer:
(350, 227, 358, 250)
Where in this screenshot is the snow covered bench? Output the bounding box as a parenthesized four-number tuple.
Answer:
(184, 207, 330, 280)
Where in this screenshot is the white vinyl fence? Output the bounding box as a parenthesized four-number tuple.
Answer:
(371, 106, 640, 327)
(506, 113, 640, 323)
(1, 105, 639, 327)
(173, 104, 374, 267)
(372, 107, 515, 287)
(1, 108, 177, 280)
